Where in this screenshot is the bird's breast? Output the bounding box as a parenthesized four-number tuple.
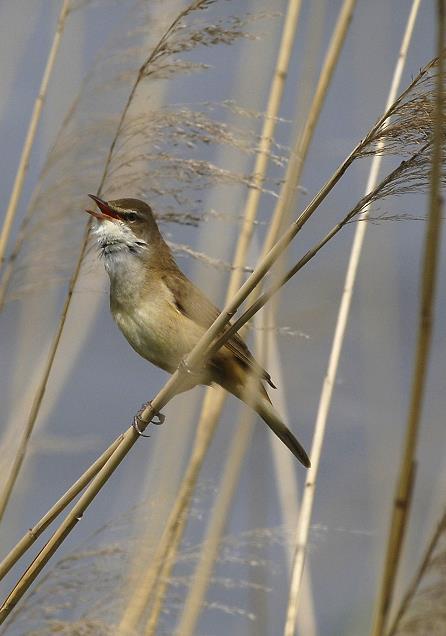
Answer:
(111, 279, 204, 374)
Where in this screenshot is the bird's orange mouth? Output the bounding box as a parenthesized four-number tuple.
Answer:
(85, 194, 119, 221)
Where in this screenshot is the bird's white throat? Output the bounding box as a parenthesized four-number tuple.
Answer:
(93, 219, 148, 278)
(94, 218, 136, 251)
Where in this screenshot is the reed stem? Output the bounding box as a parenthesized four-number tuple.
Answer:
(370, 3, 444, 634)
(0, 0, 70, 270)
(283, 3, 422, 633)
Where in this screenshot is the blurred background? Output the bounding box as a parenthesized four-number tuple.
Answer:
(0, 1, 444, 634)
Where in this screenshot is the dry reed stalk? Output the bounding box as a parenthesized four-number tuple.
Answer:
(0, 434, 124, 580)
(262, 325, 318, 636)
(0, 0, 210, 525)
(259, 0, 356, 261)
(0, 0, 71, 269)
(173, 408, 255, 636)
(174, 2, 357, 632)
(116, 389, 222, 634)
(0, 219, 90, 525)
(283, 4, 422, 634)
(143, 542, 181, 634)
(225, 0, 304, 285)
(122, 1, 306, 630)
(0, 247, 102, 533)
(386, 507, 446, 635)
(137, 394, 228, 635)
(0, 196, 36, 311)
(370, 4, 445, 635)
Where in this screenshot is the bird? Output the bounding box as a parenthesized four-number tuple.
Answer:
(85, 194, 310, 468)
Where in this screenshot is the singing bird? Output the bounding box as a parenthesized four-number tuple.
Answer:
(86, 194, 310, 467)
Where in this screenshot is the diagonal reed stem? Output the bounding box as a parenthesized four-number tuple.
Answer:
(370, 3, 445, 635)
(0, 434, 124, 581)
(283, 3, 422, 634)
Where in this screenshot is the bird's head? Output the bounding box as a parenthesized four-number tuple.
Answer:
(85, 195, 162, 258)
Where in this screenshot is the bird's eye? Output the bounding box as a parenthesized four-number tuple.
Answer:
(127, 212, 137, 222)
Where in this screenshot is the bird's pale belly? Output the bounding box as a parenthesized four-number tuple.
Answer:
(112, 298, 203, 374)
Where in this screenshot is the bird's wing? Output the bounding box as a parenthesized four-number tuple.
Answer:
(163, 269, 276, 388)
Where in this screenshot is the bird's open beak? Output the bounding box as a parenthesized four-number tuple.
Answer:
(85, 194, 119, 221)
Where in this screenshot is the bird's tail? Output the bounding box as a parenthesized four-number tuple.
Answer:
(254, 395, 311, 468)
(218, 363, 310, 468)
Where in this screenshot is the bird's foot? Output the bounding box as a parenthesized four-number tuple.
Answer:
(133, 401, 165, 438)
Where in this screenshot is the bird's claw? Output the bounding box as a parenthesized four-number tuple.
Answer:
(132, 401, 165, 438)
(133, 414, 151, 437)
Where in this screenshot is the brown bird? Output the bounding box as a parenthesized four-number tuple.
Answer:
(86, 194, 310, 467)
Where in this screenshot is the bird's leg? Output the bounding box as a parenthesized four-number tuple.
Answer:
(133, 401, 165, 438)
